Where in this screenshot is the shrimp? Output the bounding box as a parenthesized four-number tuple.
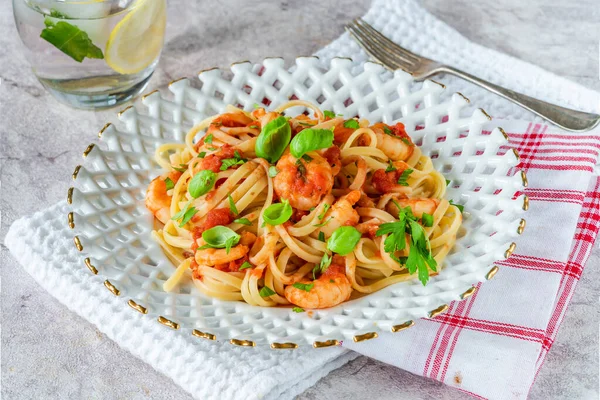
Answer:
(211, 112, 254, 127)
(284, 265, 352, 309)
(387, 198, 439, 217)
(145, 171, 181, 224)
(194, 232, 256, 266)
(273, 152, 333, 210)
(372, 122, 414, 161)
(317, 190, 361, 237)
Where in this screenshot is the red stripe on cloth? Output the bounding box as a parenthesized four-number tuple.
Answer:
(522, 189, 585, 202)
(507, 132, 600, 141)
(496, 253, 565, 274)
(423, 303, 455, 378)
(522, 164, 595, 172)
(528, 177, 600, 395)
(439, 283, 482, 382)
(457, 387, 488, 400)
(431, 315, 546, 343)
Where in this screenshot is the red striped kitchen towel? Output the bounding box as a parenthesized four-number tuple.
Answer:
(344, 121, 600, 399)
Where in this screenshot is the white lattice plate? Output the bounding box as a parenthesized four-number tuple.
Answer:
(68, 57, 526, 347)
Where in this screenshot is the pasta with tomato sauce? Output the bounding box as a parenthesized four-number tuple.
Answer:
(146, 100, 462, 310)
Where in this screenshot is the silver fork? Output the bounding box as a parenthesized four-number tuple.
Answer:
(346, 18, 600, 132)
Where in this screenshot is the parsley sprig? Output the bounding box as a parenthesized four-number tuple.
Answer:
(375, 206, 437, 286)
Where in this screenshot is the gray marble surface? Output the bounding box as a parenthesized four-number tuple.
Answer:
(1, 0, 598, 399)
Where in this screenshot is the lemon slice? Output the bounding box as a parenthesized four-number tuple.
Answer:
(105, 0, 166, 74)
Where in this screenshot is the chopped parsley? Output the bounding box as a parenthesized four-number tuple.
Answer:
(197, 151, 207, 158)
(400, 137, 412, 146)
(268, 166, 279, 177)
(164, 177, 174, 190)
(171, 202, 198, 227)
(313, 218, 331, 227)
(249, 125, 259, 129)
(259, 286, 276, 297)
(385, 160, 396, 172)
(292, 307, 305, 313)
(204, 133, 213, 144)
(445, 179, 451, 186)
(220, 151, 246, 171)
(301, 154, 313, 162)
(239, 261, 253, 270)
(318, 204, 330, 220)
(318, 231, 325, 242)
(234, 218, 252, 226)
(397, 168, 413, 186)
(227, 195, 239, 215)
(383, 126, 394, 136)
(323, 110, 335, 119)
(173, 164, 188, 173)
(312, 253, 332, 279)
(292, 282, 314, 292)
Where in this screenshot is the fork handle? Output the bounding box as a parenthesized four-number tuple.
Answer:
(438, 66, 599, 132)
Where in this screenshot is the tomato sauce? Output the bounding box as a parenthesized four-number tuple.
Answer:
(372, 168, 406, 194)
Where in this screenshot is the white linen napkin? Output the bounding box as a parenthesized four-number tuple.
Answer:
(6, 0, 599, 399)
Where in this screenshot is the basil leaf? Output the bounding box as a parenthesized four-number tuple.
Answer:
(343, 119, 360, 129)
(327, 226, 361, 255)
(292, 282, 314, 292)
(164, 177, 175, 190)
(268, 166, 279, 178)
(449, 200, 464, 213)
(40, 18, 104, 62)
(188, 170, 217, 198)
(255, 116, 291, 163)
(259, 286, 276, 297)
(201, 226, 241, 254)
(422, 212, 434, 227)
(292, 306, 305, 313)
(233, 218, 252, 226)
(239, 261, 253, 270)
(204, 134, 213, 144)
(228, 195, 239, 215)
(397, 168, 413, 186)
(289, 128, 334, 159)
(263, 199, 293, 226)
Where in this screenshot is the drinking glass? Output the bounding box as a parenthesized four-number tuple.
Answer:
(13, 0, 167, 109)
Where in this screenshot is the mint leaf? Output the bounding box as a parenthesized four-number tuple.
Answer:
(40, 18, 104, 62)
(49, 9, 69, 18)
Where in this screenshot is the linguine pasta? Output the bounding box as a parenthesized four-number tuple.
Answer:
(145, 101, 462, 310)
